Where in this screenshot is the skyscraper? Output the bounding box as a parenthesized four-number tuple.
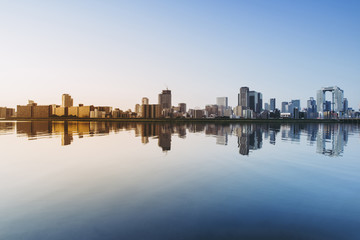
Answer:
(62, 94, 73, 108)
(158, 90, 172, 109)
(281, 102, 289, 113)
(217, 97, 228, 116)
(249, 91, 262, 113)
(178, 103, 186, 113)
(316, 86, 344, 114)
(257, 92, 263, 113)
(270, 98, 276, 111)
(264, 103, 269, 111)
(291, 100, 300, 110)
(307, 97, 317, 119)
(343, 98, 348, 112)
(238, 87, 249, 107)
(288, 100, 300, 117)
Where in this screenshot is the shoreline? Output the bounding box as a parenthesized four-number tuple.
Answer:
(1, 117, 359, 124)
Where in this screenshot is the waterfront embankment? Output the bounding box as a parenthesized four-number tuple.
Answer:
(1, 117, 359, 124)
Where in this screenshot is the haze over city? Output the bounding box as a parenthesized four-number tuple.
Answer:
(1, 0, 359, 110)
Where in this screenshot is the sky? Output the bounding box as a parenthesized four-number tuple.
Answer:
(1, 0, 359, 110)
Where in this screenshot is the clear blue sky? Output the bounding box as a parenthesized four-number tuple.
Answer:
(1, 0, 359, 110)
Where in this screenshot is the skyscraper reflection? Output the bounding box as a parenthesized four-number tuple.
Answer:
(316, 124, 348, 157)
(7, 121, 356, 156)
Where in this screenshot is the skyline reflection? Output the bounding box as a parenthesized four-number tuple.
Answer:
(0, 121, 357, 157)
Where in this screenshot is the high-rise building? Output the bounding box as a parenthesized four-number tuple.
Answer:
(286, 99, 300, 117)
(324, 101, 331, 112)
(217, 97, 228, 116)
(249, 91, 262, 113)
(178, 103, 186, 113)
(249, 91, 256, 112)
(264, 103, 269, 111)
(343, 98, 348, 112)
(291, 100, 300, 110)
(142, 97, 149, 105)
(158, 90, 172, 109)
(270, 98, 276, 111)
(316, 86, 344, 114)
(216, 97, 228, 108)
(281, 102, 289, 113)
(238, 87, 249, 107)
(62, 94, 73, 108)
(257, 92, 263, 113)
(307, 97, 317, 119)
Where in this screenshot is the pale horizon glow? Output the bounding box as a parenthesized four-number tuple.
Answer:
(0, 1, 359, 110)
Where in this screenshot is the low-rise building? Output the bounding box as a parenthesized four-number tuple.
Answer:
(0, 107, 15, 118)
(54, 107, 67, 117)
(68, 106, 79, 117)
(79, 106, 94, 118)
(33, 105, 52, 118)
(17, 105, 33, 118)
(194, 109, 204, 118)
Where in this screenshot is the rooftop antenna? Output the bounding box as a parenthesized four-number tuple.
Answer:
(164, 84, 168, 90)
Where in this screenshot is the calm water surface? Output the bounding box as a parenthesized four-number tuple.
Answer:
(0, 121, 360, 239)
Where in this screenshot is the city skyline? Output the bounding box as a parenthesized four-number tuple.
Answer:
(2, 1, 360, 238)
(0, 1, 359, 110)
(3, 84, 356, 120)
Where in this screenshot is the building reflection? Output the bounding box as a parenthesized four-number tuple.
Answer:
(0, 121, 15, 135)
(205, 124, 232, 146)
(316, 124, 348, 157)
(5, 121, 356, 156)
(234, 124, 264, 155)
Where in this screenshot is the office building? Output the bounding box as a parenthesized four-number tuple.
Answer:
(238, 87, 249, 107)
(33, 105, 52, 118)
(291, 100, 300, 110)
(158, 89, 172, 110)
(62, 94, 73, 108)
(178, 103, 186, 113)
(205, 105, 218, 117)
(68, 106, 79, 117)
(281, 102, 289, 113)
(258, 92, 263, 113)
(142, 97, 149, 105)
(307, 97, 317, 119)
(54, 107, 67, 116)
(193, 109, 204, 119)
(264, 103, 269, 111)
(217, 97, 228, 117)
(316, 86, 344, 115)
(135, 104, 141, 115)
(141, 104, 161, 118)
(79, 106, 95, 118)
(249, 91, 262, 113)
(343, 98, 348, 112)
(0, 107, 15, 119)
(324, 101, 332, 112)
(270, 98, 276, 111)
(216, 97, 228, 108)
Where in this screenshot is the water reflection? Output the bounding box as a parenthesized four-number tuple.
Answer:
(0, 121, 15, 135)
(2, 121, 358, 157)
